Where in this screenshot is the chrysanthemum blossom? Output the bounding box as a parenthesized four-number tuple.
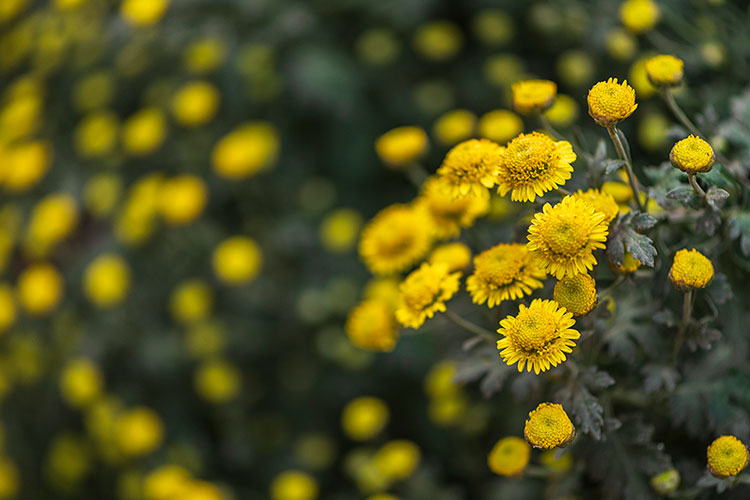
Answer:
(374, 126, 429, 167)
(496, 299, 580, 374)
(707, 435, 749, 479)
(524, 403, 575, 449)
(428, 242, 472, 272)
(644, 55, 684, 87)
(487, 437, 531, 477)
(511, 80, 557, 114)
(416, 176, 489, 239)
(587, 78, 638, 127)
(496, 132, 576, 202)
(553, 273, 597, 317)
(669, 248, 714, 292)
(436, 138, 503, 199)
(619, 0, 660, 34)
(345, 299, 399, 352)
(527, 196, 609, 279)
(571, 188, 619, 224)
(466, 243, 546, 308)
(396, 263, 461, 329)
(670, 135, 715, 174)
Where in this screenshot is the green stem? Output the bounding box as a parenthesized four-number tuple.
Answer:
(405, 163, 429, 189)
(555, 187, 572, 196)
(672, 290, 693, 362)
(661, 89, 703, 138)
(443, 309, 497, 344)
(538, 112, 564, 141)
(687, 173, 708, 204)
(607, 125, 644, 213)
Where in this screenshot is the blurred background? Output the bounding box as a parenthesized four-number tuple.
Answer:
(0, 0, 748, 499)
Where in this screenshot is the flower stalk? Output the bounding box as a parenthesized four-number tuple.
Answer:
(606, 125, 644, 213)
(672, 289, 693, 362)
(443, 309, 497, 344)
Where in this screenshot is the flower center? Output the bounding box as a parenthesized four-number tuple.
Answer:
(504, 133, 556, 183)
(512, 309, 557, 351)
(403, 273, 441, 310)
(476, 250, 525, 286)
(545, 215, 589, 256)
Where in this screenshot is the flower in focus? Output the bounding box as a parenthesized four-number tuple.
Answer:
(194, 358, 240, 404)
(587, 78, 638, 127)
(466, 243, 545, 308)
(395, 263, 461, 329)
(358, 204, 433, 275)
(496, 132, 576, 202)
(524, 403, 575, 449)
(83, 253, 131, 308)
(212, 122, 280, 179)
(114, 407, 164, 458)
(553, 273, 597, 316)
(341, 396, 389, 441)
(669, 135, 715, 174)
(478, 109, 523, 145)
(527, 196, 609, 279)
(212, 236, 263, 285)
(412, 21, 463, 61)
(374, 126, 428, 167)
(571, 188, 619, 224)
(620, 0, 660, 34)
(487, 437, 531, 477)
(60, 358, 103, 409)
(416, 176, 489, 239)
(436, 138, 503, 199)
(707, 435, 749, 478)
(511, 80, 557, 114)
(120, 0, 170, 27)
(669, 249, 713, 291)
(374, 440, 421, 481)
(158, 174, 208, 226)
(432, 109, 476, 146)
(428, 242, 471, 272)
(17, 262, 63, 316)
(171, 81, 220, 127)
(346, 299, 399, 352)
(319, 208, 363, 254)
(270, 470, 319, 500)
(644, 55, 684, 87)
(497, 299, 579, 373)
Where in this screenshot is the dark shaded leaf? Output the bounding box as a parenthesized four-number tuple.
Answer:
(631, 213, 657, 231)
(666, 186, 700, 208)
(641, 364, 681, 393)
(707, 273, 732, 305)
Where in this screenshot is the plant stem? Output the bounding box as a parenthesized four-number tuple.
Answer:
(661, 89, 703, 138)
(607, 125, 644, 213)
(405, 163, 429, 188)
(538, 112, 564, 141)
(443, 309, 497, 344)
(687, 173, 707, 204)
(672, 290, 693, 361)
(555, 187, 572, 196)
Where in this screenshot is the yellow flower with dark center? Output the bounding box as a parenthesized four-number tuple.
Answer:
(341, 396, 389, 441)
(358, 204, 433, 275)
(432, 109, 476, 146)
(497, 132, 576, 202)
(436, 138, 503, 199)
(478, 109, 523, 145)
(346, 299, 399, 352)
(524, 402, 575, 449)
(707, 435, 749, 478)
(610, 251, 641, 274)
(374, 440, 421, 480)
(428, 242, 472, 272)
(669, 249, 713, 291)
(511, 80, 557, 114)
(527, 196, 609, 279)
(644, 55, 684, 87)
(553, 273, 597, 316)
(270, 470, 319, 500)
(466, 243, 546, 308)
(374, 126, 428, 167)
(416, 177, 489, 239)
(587, 78, 638, 127)
(571, 188, 619, 224)
(497, 299, 579, 374)
(487, 437, 531, 477)
(670, 135, 715, 173)
(620, 0, 660, 34)
(396, 263, 461, 329)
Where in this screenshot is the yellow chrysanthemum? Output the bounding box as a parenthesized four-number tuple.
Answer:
(171, 81, 220, 127)
(83, 253, 131, 308)
(416, 177, 489, 238)
(644, 55, 684, 88)
(432, 110, 476, 147)
(341, 396, 389, 441)
(346, 299, 399, 352)
(669, 249, 713, 292)
(707, 436, 749, 478)
(17, 262, 64, 316)
(527, 196, 609, 279)
(395, 263, 461, 329)
(428, 242, 472, 272)
(114, 407, 164, 457)
(620, 0, 660, 34)
(587, 78, 638, 127)
(120, 0, 169, 27)
(497, 299, 580, 374)
(487, 437, 531, 477)
(212, 236, 263, 285)
(373, 440, 421, 481)
(436, 139, 503, 199)
(496, 132, 576, 202)
(466, 243, 546, 308)
(478, 109, 523, 145)
(650, 469, 681, 496)
(610, 251, 641, 274)
(544, 95, 579, 128)
(358, 204, 433, 275)
(511, 80, 557, 114)
(158, 175, 208, 226)
(571, 188, 619, 224)
(60, 358, 103, 409)
(270, 470, 319, 500)
(553, 274, 597, 317)
(669, 135, 715, 174)
(524, 403, 575, 449)
(374, 126, 428, 167)
(211, 122, 279, 179)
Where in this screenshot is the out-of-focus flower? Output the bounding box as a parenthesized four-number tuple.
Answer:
(428, 242, 471, 272)
(84, 254, 131, 308)
(212, 122, 280, 179)
(169, 279, 213, 325)
(638, 113, 670, 151)
(556, 50, 594, 88)
(355, 29, 401, 66)
(524, 403, 575, 448)
(606, 28, 638, 61)
(669, 249, 714, 291)
(374, 126, 428, 167)
(114, 407, 164, 458)
(395, 263, 461, 329)
(185, 321, 226, 358)
(43, 433, 91, 491)
(122, 108, 167, 156)
(472, 10, 514, 46)
(670, 135, 715, 173)
(544, 95, 579, 128)
(74, 111, 120, 158)
(212, 236, 263, 285)
(650, 468, 681, 495)
(0, 284, 15, 333)
(416, 177, 489, 239)
(319, 208, 363, 254)
(60, 358, 103, 408)
(115, 173, 164, 246)
(24, 193, 78, 257)
(437, 138, 503, 199)
(120, 0, 170, 27)
(620, 0, 660, 34)
(345, 299, 399, 352)
(84, 173, 123, 218)
(158, 174, 208, 226)
(644, 55, 684, 87)
(424, 361, 459, 398)
(73, 71, 115, 112)
(553, 273, 597, 316)
(374, 440, 421, 481)
(194, 358, 240, 404)
(483, 54, 525, 88)
(487, 437, 531, 477)
(183, 37, 226, 74)
(432, 110, 476, 147)
(17, 262, 63, 315)
(270, 470, 319, 500)
(341, 396, 389, 441)
(143, 465, 191, 500)
(1, 140, 52, 193)
(511, 80, 557, 114)
(466, 243, 545, 308)
(0, 457, 19, 499)
(707, 435, 749, 478)
(412, 21, 463, 61)
(629, 57, 657, 99)
(477, 109, 522, 145)
(171, 81, 220, 127)
(587, 78, 638, 127)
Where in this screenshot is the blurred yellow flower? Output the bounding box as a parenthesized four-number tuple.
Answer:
(54, 0, 87, 9)
(158, 174, 208, 226)
(183, 37, 227, 74)
(629, 57, 657, 99)
(396, 263, 461, 329)
(544, 95, 579, 128)
(0, 92, 41, 141)
(182, 480, 224, 500)
(487, 437, 531, 477)
(74, 111, 120, 158)
(84, 173, 123, 218)
(606, 28, 638, 61)
(114, 407, 164, 457)
(428, 242, 471, 272)
(367, 495, 399, 500)
(194, 358, 240, 404)
(43, 433, 91, 490)
(483, 54, 525, 88)
(73, 71, 115, 112)
(424, 360, 459, 398)
(363, 277, 401, 310)
(270, 470, 319, 500)
(511, 80, 557, 114)
(477, 109, 523, 145)
(319, 208, 363, 254)
(185, 321, 226, 358)
(374, 126, 428, 167)
(472, 9, 514, 46)
(416, 176, 489, 239)
(169, 279, 213, 325)
(341, 396, 389, 441)
(120, 0, 170, 27)
(122, 108, 167, 156)
(212, 122, 280, 179)
(60, 358, 103, 408)
(17, 262, 63, 315)
(84, 253, 131, 308)
(116, 173, 164, 246)
(412, 21, 463, 61)
(355, 29, 401, 66)
(212, 236, 263, 285)
(171, 81, 220, 127)
(0, 0, 29, 23)
(1, 140, 52, 193)
(620, 0, 660, 34)
(345, 299, 399, 352)
(24, 193, 77, 258)
(374, 440, 421, 481)
(432, 110, 476, 147)
(143, 465, 191, 500)
(638, 113, 669, 151)
(0, 284, 15, 333)
(556, 51, 594, 88)
(0, 457, 18, 500)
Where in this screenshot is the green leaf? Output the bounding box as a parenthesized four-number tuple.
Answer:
(728, 212, 750, 256)
(622, 229, 657, 267)
(666, 186, 700, 208)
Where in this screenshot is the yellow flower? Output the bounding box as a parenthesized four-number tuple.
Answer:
(412, 21, 463, 61)
(540, 449, 573, 471)
(483, 54, 525, 88)
(497, 132, 576, 202)
(428, 392, 468, 426)
(60, 358, 103, 409)
(355, 29, 401, 66)
(511, 80, 557, 114)
(638, 112, 670, 151)
(358, 204, 432, 275)
(437, 138, 503, 199)
(669, 249, 713, 291)
(212, 122, 280, 179)
(650, 468, 681, 496)
(433, 110, 476, 146)
(74, 111, 119, 158)
(115, 173, 164, 246)
(424, 360, 459, 398)
(374, 126, 428, 167)
(527, 196, 609, 279)
(169, 279, 213, 324)
(524, 402, 575, 449)
(601, 181, 633, 204)
(472, 9, 514, 47)
(194, 358, 240, 404)
(143, 465, 191, 500)
(171, 81, 220, 127)
(341, 396, 389, 441)
(84, 173, 123, 218)
(1, 140, 52, 193)
(670, 135, 715, 174)
(544, 95, 579, 128)
(345, 299, 399, 352)
(319, 208, 363, 254)
(644, 55, 684, 87)
(270, 470, 318, 500)
(466, 243, 545, 308)
(122, 108, 167, 156)
(478, 109, 523, 145)
(181, 480, 224, 500)
(428, 242, 471, 272)
(374, 440, 421, 481)
(553, 273, 597, 316)
(611, 251, 641, 274)
(24, 193, 78, 257)
(416, 176, 489, 239)
(606, 28, 638, 61)
(395, 263, 461, 329)
(17, 262, 63, 315)
(158, 174, 208, 226)
(571, 188, 619, 224)
(120, 0, 169, 27)
(0, 284, 15, 333)
(212, 236, 263, 285)
(0, 457, 18, 499)
(44, 433, 91, 491)
(556, 50, 595, 88)
(83, 254, 131, 308)
(629, 57, 657, 99)
(487, 437, 531, 477)
(497, 299, 579, 374)
(363, 278, 401, 310)
(114, 407, 164, 457)
(183, 37, 226, 74)
(0, 0, 29, 22)
(707, 435, 749, 478)
(185, 321, 226, 358)
(587, 78, 638, 127)
(367, 495, 398, 500)
(620, 0, 660, 34)
(72, 71, 115, 112)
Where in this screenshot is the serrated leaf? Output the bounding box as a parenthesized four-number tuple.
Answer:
(652, 309, 676, 327)
(705, 186, 729, 209)
(641, 364, 681, 393)
(631, 213, 657, 231)
(584, 367, 616, 390)
(666, 186, 700, 208)
(622, 230, 657, 267)
(604, 159, 625, 175)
